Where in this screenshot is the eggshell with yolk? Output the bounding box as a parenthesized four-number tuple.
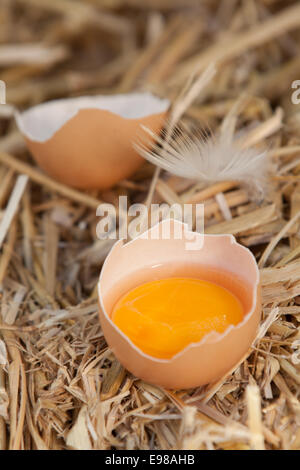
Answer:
(98, 219, 261, 389)
(16, 93, 169, 190)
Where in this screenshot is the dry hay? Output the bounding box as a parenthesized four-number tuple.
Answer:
(0, 0, 300, 450)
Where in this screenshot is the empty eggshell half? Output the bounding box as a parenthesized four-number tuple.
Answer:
(15, 93, 169, 189)
(98, 219, 261, 389)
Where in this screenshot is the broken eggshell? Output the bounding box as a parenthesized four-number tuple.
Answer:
(98, 219, 261, 389)
(15, 93, 169, 189)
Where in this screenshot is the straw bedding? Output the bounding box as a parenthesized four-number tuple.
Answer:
(0, 0, 300, 450)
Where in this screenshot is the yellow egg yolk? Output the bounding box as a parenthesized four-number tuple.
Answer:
(111, 277, 244, 359)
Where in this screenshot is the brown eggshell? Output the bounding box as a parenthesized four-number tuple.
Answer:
(98, 219, 261, 389)
(16, 93, 169, 190)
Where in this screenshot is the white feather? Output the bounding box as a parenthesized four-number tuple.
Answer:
(135, 124, 267, 194)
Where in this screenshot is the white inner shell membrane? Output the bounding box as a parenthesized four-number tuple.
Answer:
(15, 92, 170, 143)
